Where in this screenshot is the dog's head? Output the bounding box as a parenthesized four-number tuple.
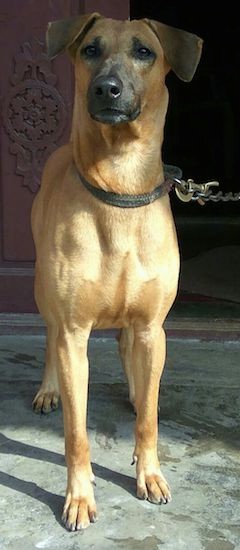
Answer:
(47, 13, 203, 126)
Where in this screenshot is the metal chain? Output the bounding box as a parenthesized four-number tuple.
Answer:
(192, 191, 240, 203)
(174, 178, 240, 204)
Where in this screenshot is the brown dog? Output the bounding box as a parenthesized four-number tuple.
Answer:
(31, 13, 202, 531)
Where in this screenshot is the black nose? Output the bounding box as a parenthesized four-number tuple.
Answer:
(92, 75, 123, 100)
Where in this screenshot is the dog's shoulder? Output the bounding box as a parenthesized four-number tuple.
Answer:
(41, 144, 72, 189)
(31, 144, 72, 233)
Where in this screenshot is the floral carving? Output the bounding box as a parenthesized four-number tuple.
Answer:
(4, 39, 67, 192)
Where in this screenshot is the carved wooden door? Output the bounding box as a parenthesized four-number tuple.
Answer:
(0, 0, 129, 313)
(0, 1, 80, 312)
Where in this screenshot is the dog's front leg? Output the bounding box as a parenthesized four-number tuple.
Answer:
(56, 326, 97, 531)
(132, 322, 171, 504)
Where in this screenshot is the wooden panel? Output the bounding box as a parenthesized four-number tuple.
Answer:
(0, 0, 79, 262)
(0, 0, 78, 311)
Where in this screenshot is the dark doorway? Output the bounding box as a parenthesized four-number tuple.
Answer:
(131, 1, 240, 310)
(131, 2, 240, 216)
(130, 1, 239, 216)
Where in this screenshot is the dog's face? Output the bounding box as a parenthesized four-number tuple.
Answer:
(47, 14, 203, 126)
(76, 19, 168, 125)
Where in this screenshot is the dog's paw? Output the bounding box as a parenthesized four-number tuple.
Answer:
(62, 492, 98, 531)
(137, 472, 171, 504)
(134, 450, 171, 505)
(32, 390, 59, 414)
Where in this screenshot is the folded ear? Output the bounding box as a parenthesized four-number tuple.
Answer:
(145, 19, 203, 82)
(46, 12, 101, 59)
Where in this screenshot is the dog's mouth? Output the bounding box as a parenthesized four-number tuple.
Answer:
(90, 106, 141, 125)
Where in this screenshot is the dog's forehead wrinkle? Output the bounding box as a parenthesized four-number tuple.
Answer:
(87, 35, 101, 46)
(81, 18, 163, 61)
(86, 18, 124, 40)
(86, 18, 157, 51)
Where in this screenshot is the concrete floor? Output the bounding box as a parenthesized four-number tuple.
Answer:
(0, 334, 239, 549)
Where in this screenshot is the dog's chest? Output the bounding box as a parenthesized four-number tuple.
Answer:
(71, 216, 178, 327)
(96, 250, 163, 327)
(57, 204, 179, 327)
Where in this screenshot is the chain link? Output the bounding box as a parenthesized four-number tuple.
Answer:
(192, 191, 240, 202)
(174, 178, 240, 204)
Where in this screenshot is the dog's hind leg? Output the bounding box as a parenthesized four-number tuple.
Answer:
(118, 327, 135, 410)
(33, 322, 60, 414)
(119, 327, 160, 418)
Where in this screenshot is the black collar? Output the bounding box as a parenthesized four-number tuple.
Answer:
(78, 164, 182, 208)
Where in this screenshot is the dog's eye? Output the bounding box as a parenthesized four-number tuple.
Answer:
(137, 47, 152, 58)
(83, 44, 101, 58)
(132, 42, 155, 62)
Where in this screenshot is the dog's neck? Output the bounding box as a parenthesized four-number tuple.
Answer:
(71, 99, 168, 194)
